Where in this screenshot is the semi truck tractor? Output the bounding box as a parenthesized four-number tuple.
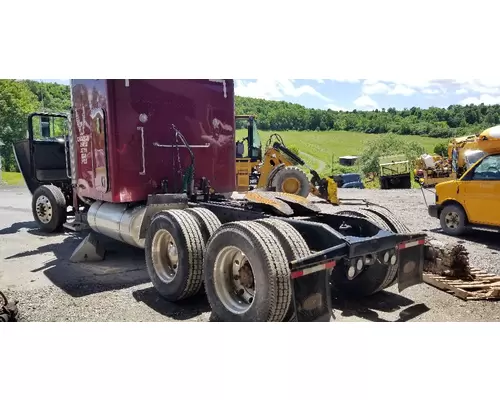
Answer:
(13, 79, 426, 322)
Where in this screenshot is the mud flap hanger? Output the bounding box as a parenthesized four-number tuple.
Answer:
(289, 243, 348, 322)
(288, 233, 427, 322)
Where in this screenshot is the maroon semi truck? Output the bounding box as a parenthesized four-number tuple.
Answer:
(13, 79, 426, 322)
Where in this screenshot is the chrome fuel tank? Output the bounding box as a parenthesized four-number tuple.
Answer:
(87, 201, 146, 249)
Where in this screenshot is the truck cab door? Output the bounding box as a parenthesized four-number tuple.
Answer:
(460, 154, 500, 226)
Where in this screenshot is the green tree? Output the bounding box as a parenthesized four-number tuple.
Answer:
(433, 142, 448, 157)
(0, 80, 39, 171)
(358, 134, 426, 176)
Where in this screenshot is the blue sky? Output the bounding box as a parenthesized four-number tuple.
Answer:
(39, 79, 500, 111)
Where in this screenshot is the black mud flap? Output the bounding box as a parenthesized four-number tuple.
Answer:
(289, 261, 335, 322)
(397, 237, 425, 292)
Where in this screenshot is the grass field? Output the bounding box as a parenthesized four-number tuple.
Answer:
(236, 129, 446, 188)
(0, 171, 24, 186)
(237, 129, 444, 170)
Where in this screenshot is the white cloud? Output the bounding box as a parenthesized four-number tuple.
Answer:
(316, 79, 325, 84)
(388, 84, 416, 96)
(453, 79, 500, 94)
(353, 95, 378, 110)
(362, 81, 391, 95)
(361, 80, 418, 96)
(423, 88, 441, 95)
(324, 79, 361, 84)
(460, 94, 500, 106)
(371, 79, 500, 97)
(235, 79, 331, 102)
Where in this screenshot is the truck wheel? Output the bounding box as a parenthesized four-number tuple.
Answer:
(31, 184, 67, 233)
(329, 257, 398, 297)
(185, 207, 221, 294)
(203, 221, 291, 322)
(185, 207, 221, 243)
(145, 210, 205, 301)
(361, 206, 411, 233)
(332, 209, 398, 296)
(271, 166, 311, 198)
(255, 218, 311, 321)
(440, 204, 467, 236)
(360, 207, 410, 287)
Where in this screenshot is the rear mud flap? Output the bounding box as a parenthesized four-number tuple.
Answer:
(397, 238, 425, 292)
(290, 263, 335, 322)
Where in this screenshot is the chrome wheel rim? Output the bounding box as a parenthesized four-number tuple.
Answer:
(214, 246, 256, 314)
(151, 229, 179, 283)
(35, 195, 53, 224)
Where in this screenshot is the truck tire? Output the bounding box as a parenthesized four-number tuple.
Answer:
(203, 221, 291, 322)
(185, 207, 221, 243)
(361, 206, 411, 233)
(145, 210, 205, 301)
(440, 204, 467, 236)
(360, 206, 412, 287)
(334, 209, 392, 232)
(31, 184, 67, 233)
(255, 218, 311, 321)
(331, 209, 398, 296)
(185, 207, 221, 294)
(271, 166, 311, 198)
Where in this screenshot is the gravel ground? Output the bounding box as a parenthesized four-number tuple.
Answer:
(1, 185, 499, 322)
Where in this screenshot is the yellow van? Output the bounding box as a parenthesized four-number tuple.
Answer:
(428, 151, 500, 235)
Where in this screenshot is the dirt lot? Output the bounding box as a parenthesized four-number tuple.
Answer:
(1, 184, 499, 322)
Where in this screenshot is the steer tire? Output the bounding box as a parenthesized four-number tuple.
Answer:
(255, 218, 311, 321)
(440, 204, 467, 236)
(203, 221, 291, 322)
(271, 166, 311, 198)
(31, 184, 67, 233)
(145, 210, 205, 302)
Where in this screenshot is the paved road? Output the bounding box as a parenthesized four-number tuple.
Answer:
(1, 185, 499, 322)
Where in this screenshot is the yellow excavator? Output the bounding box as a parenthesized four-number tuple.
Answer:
(235, 115, 340, 204)
(447, 127, 500, 178)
